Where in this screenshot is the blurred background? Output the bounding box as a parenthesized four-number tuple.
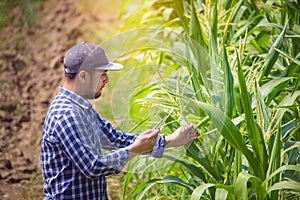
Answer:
(0, 0, 126, 199)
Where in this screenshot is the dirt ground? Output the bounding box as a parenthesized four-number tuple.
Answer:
(0, 0, 122, 199)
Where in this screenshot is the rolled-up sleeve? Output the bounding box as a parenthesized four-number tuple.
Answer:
(150, 134, 165, 158)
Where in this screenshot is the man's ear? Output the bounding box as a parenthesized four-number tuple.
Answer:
(78, 70, 88, 83)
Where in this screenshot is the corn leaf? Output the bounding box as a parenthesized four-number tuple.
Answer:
(186, 142, 223, 181)
(191, 183, 215, 200)
(215, 188, 229, 200)
(156, 176, 195, 192)
(222, 46, 234, 118)
(135, 181, 159, 200)
(122, 172, 133, 199)
(266, 91, 300, 141)
(237, 55, 267, 179)
(282, 0, 300, 13)
(184, 41, 209, 116)
(132, 174, 195, 199)
(191, 183, 234, 200)
(253, 80, 271, 133)
(275, 48, 300, 66)
(266, 123, 282, 199)
(209, 0, 221, 98)
(283, 122, 300, 144)
(234, 150, 242, 183)
(173, 0, 189, 32)
(282, 142, 300, 155)
(225, 0, 247, 44)
(190, 0, 207, 47)
(164, 155, 207, 182)
(268, 180, 300, 193)
(259, 22, 288, 82)
(195, 101, 263, 177)
(263, 165, 300, 185)
(234, 172, 267, 200)
(259, 77, 293, 105)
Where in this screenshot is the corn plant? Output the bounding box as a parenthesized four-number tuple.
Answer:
(109, 0, 300, 199)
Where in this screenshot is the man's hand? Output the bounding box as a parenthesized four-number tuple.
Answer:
(165, 124, 199, 148)
(127, 129, 160, 159)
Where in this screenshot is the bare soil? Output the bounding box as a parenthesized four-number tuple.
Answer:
(0, 0, 122, 199)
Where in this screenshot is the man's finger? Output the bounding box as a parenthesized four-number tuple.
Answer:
(150, 129, 160, 136)
(138, 129, 160, 139)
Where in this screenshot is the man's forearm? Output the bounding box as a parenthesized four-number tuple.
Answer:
(165, 135, 174, 148)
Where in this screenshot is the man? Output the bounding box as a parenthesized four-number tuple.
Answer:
(40, 42, 199, 199)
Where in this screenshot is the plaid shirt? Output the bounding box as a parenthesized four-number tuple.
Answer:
(40, 87, 165, 199)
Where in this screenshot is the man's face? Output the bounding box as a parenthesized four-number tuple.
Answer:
(89, 70, 109, 99)
(76, 69, 109, 99)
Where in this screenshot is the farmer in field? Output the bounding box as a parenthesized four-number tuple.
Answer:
(40, 42, 199, 199)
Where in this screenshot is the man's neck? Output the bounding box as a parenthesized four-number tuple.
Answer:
(63, 79, 75, 92)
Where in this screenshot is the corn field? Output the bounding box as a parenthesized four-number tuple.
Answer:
(100, 0, 300, 199)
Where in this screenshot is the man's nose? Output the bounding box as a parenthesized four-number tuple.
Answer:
(104, 75, 109, 83)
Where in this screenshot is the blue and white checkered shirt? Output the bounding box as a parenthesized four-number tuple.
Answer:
(40, 87, 165, 199)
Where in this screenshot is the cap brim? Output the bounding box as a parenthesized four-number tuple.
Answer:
(94, 62, 123, 71)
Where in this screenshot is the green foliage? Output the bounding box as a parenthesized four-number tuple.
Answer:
(113, 0, 300, 199)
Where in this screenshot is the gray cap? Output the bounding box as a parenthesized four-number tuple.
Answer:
(63, 42, 123, 73)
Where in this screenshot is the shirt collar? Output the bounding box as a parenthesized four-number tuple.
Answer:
(58, 87, 92, 109)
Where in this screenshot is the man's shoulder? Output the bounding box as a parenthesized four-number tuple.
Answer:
(46, 93, 84, 122)
(48, 95, 73, 114)
(43, 101, 83, 133)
